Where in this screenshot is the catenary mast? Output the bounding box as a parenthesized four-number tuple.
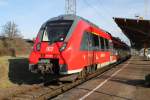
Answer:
(65, 0, 76, 15)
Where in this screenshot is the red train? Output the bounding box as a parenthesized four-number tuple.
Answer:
(29, 15, 130, 78)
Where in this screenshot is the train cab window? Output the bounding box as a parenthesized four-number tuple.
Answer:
(105, 39, 109, 50)
(100, 37, 105, 50)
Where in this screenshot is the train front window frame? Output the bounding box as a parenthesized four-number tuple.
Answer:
(41, 20, 73, 43)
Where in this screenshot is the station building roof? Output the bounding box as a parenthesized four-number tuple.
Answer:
(113, 17, 150, 49)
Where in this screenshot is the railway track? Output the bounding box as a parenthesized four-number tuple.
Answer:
(6, 59, 127, 100)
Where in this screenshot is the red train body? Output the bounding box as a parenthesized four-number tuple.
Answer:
(29, 15, 130, 76)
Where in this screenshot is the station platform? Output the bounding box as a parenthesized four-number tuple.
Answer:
(53, 56, 150, 100)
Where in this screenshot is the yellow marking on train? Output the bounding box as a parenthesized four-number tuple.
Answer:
(91, 32, 99, 36)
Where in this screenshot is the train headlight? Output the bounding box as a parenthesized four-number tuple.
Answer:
(60, 42, 67, 52)
(36, 43, 41, 51)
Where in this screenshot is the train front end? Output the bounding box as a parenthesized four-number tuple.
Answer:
(29, 16, 75, 75)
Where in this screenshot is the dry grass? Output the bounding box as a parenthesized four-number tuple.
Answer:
(0, 38, 32, 88)
(0, 56, 16, 88)
(0, 55, 43, 99)
(0, 38, 32, 56)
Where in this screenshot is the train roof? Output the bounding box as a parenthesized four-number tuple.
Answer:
(46, 14, 100, 30)
(45, 14, 112, 38)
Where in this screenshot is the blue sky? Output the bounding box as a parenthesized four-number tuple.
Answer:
(0, 0, 150, 45)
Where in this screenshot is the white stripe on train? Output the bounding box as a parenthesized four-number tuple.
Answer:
(61, 60, 117, 74)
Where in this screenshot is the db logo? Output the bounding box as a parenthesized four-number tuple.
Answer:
(101, 53, 105, 57)
(46, 47, 53, 51)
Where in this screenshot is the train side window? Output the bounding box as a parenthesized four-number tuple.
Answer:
(81, 32, 100, 51)
(109, 40, 113, 54)
(100, 37, 105, 50)
(109, 40, 113, 49)
(80, 32, 89, 50)
(98, 37, 101, 50)
(92, 34, 99, 50)
(105, 39, 109, 50)
(87, 33, 94, 50)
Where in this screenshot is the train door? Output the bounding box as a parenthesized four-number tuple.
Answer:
(91, 34, 99, 64)
(109, 40, 113, 63)
(80, 31, 93, 67)
(80, 30, 97, 72)
(88, 32, 99, 72)
(87, 32, 94, 67)
(104, 38, 110, 64)
(100, 37, 109, 67)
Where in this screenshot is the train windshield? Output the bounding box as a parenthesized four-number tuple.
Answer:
(41, 20, 73, 43)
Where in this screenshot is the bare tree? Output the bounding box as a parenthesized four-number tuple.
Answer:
(1, 21, 23, 56)
(1, 21, 22, 39)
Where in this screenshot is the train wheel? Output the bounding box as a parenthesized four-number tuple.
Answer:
(86, 64, 97, 74)
(87, 66, 91, 74)
(91, 64, 97, 73)
(78, 68, 87, 79)
(94, 64, 97, 71)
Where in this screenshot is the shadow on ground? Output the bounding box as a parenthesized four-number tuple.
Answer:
(8, 58, 43, 85)
(110, 78, 146, 87)
(94, 75, 150, 88)
(76, 87, 132, 100)
(109, 76, 150, 88)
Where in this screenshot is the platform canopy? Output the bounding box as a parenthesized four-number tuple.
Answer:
(114, 17, 150, 50)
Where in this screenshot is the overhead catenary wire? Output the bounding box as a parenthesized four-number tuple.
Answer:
(83, 0, 122, 34)
(93, 0, 126, 34)
(83, 0, 114, 30)
(81, 0, 130, 44)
